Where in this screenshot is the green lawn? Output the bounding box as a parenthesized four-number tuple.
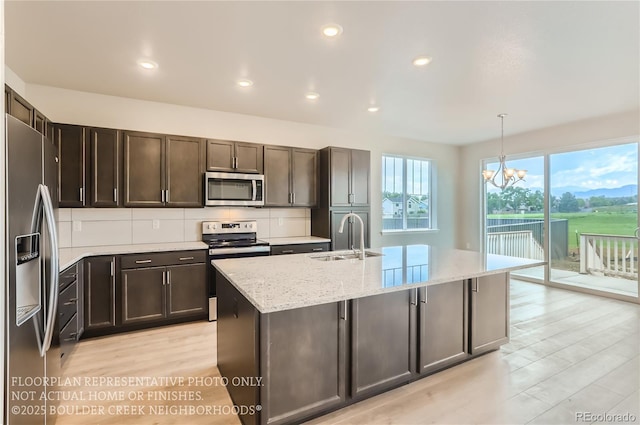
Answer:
(489, 211, 638, 251)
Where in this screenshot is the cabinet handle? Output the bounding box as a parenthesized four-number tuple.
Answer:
(113, 188, 117, 203)
(312, 247, 324, 252)
(110, 259, 115, 277)
(179, 257, 194, 261)
(349, 193, 354, 204)
(472, 280, 479, 292)
(410, 288, 418, 305)
(341, 301, 348, 321)
(161, 190, 165, 203)
(233, 157, 238, 169)
(63, 298, 77, 306)
(166, 189, 170, 203)
(162, 271, 166, 286)
(292, 193, 296, 204)
(63, 333, 77, 342)
(79, 188, 84, 202)
(135, 259, 152, 264)
(421, 289, 427, 304)
(281, 250, 294, 254)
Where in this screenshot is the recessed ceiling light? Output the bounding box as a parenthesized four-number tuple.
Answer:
(305, 92, 320, 100)
(367, 106, 380, 113)
(138, 60, 158, 70)
(321, 24, 343, 37)
(412, 56, 432, 67)
(237, 79, 254, 87)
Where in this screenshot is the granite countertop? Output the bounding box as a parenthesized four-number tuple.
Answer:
(59, 241, 208, 270)
(213, 245, 545, 314)
(263, 236, 331, 245)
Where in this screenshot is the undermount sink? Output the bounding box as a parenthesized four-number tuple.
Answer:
(310, 251, 383, 261)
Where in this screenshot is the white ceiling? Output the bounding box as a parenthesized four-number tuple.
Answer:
(5, 1, 639, 145)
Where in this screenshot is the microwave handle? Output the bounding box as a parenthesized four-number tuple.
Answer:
(252, 179, 257, 201)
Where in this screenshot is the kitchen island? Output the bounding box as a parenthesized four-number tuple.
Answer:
(213, 245, 544, 425)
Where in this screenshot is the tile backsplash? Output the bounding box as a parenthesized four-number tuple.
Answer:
(56, 208, 311, 248)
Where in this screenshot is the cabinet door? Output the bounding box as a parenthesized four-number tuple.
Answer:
(350, 149, 370, 206)
(34, 110, 45, 134)
(350, 210, 370, 250)
(206, 139, 234, 172)
(121, 267, 166, 325)
(291, 148, 317, 207)
(329, 148, 351, 206)
(123, 132, 164, 206)
(470, 274, 509, 355)
(57, 124, 87, 207)
(45, 119, 55, 146)
(166, 136, 203, 207)
(419, 281, 468, 374)
(166, 263, 207, 317)
(260, 301, 347, 425)
(264, 146, 292, 207)
(9, 91, 33, 126)
(90, 128, 120, 207)
(330, 211, 351, 251)
(351, 290, 416, 398)
(235, 142, 263, 174)
(84, 256, 117, 330)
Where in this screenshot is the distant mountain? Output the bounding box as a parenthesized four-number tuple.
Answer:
(549, 186, 589, 197)
(573, 184, 637, 199)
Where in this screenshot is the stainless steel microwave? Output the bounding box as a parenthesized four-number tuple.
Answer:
(204, 172, 264, 207)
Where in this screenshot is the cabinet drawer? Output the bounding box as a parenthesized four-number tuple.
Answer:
(58, 281, 78, 328)
(60, 313, 78, 366)
(271, 243, 330, 255)
(59, 264, 78, 291)
(121, 250, 206, 269)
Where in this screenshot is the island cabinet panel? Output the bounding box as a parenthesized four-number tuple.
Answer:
(350, 289, 416, 399)
(121, 267, 167, 325)
(56, 124, 88, 207)
(470, 273, 509, 355)
(418, 281, 469, 375)
(260, 301, 347, 425)
(84, 256, 117, 332)
(166, 263, 207, 317)
(216, 272, 261, 425)
(90, 128, 120, 207)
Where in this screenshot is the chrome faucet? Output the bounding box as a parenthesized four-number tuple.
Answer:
(338, 213, 365, 260)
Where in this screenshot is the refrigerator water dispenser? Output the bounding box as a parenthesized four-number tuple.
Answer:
(15, 233, 41, 326)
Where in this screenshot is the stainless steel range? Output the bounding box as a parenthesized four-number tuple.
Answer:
(202, 220, 270, 320)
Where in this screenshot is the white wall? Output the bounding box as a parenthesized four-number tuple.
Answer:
(25, 84, 460, 249)
(458, 109, 640, 251)
(0, 3, 6, 422)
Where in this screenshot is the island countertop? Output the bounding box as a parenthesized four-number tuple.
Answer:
(213, 245, 544, 313)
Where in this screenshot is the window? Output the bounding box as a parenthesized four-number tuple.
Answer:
(382, 155, 433, 231)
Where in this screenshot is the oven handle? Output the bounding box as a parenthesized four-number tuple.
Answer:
(209, 246, 271, 256)
(252, 179, 257, 202)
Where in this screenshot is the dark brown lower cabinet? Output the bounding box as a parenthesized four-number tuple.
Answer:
(84, 256, 117, 332)
(121, 262, 207, 325)
(350, 289, 416, 398)
(418, 281, 469, 374)
(166, 263, 207, 317)
(470, 274, 509, 355)
(121, 266, 167, 325)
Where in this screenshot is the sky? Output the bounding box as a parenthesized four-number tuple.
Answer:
(485, 142, 638, 194)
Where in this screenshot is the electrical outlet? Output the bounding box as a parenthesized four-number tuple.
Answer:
(152, 220, 160, 230)
(466, 242, 471, 249)
(72, 221, 82, 232)
(278, 217, 284, 226)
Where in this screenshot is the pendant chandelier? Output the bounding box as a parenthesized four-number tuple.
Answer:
(482, 113, 527, 190)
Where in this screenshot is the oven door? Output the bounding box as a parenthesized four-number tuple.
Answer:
(208, 246, 270, 320)
(205, 172, 264, 207)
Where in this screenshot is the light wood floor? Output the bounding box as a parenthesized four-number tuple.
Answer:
(58, 280, 640, 425)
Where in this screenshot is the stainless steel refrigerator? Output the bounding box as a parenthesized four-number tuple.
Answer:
(4, 114, 60, 424)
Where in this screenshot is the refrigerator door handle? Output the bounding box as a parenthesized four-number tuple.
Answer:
(30, 184, 60, 357)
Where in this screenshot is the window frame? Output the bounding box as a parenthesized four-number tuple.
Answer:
(381, 154, 436, 233)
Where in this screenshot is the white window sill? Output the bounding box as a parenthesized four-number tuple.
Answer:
(381, 228, 439, 235)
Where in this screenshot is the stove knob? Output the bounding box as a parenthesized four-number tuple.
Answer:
(249, 223, 254, 229)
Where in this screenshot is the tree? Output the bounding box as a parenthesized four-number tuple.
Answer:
(558, 192, 580, 212)
(487, 192, 502, 213)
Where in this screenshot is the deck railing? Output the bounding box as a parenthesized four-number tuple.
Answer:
(579, 233, 638, 279)
(486, 230, 544, 260)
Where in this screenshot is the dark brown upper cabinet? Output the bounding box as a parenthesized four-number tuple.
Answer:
(166, 136, 203, 207)
(124, 131, 203, 207)
(34, 111, 45, 134)
(8, 89, 34, 127)
(328, 147, 370, 207)
(264, 145, 317, 207)
(206, 139, 263, 174)
(90, 128, 120, 207)
(56, 124, 87, 208)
